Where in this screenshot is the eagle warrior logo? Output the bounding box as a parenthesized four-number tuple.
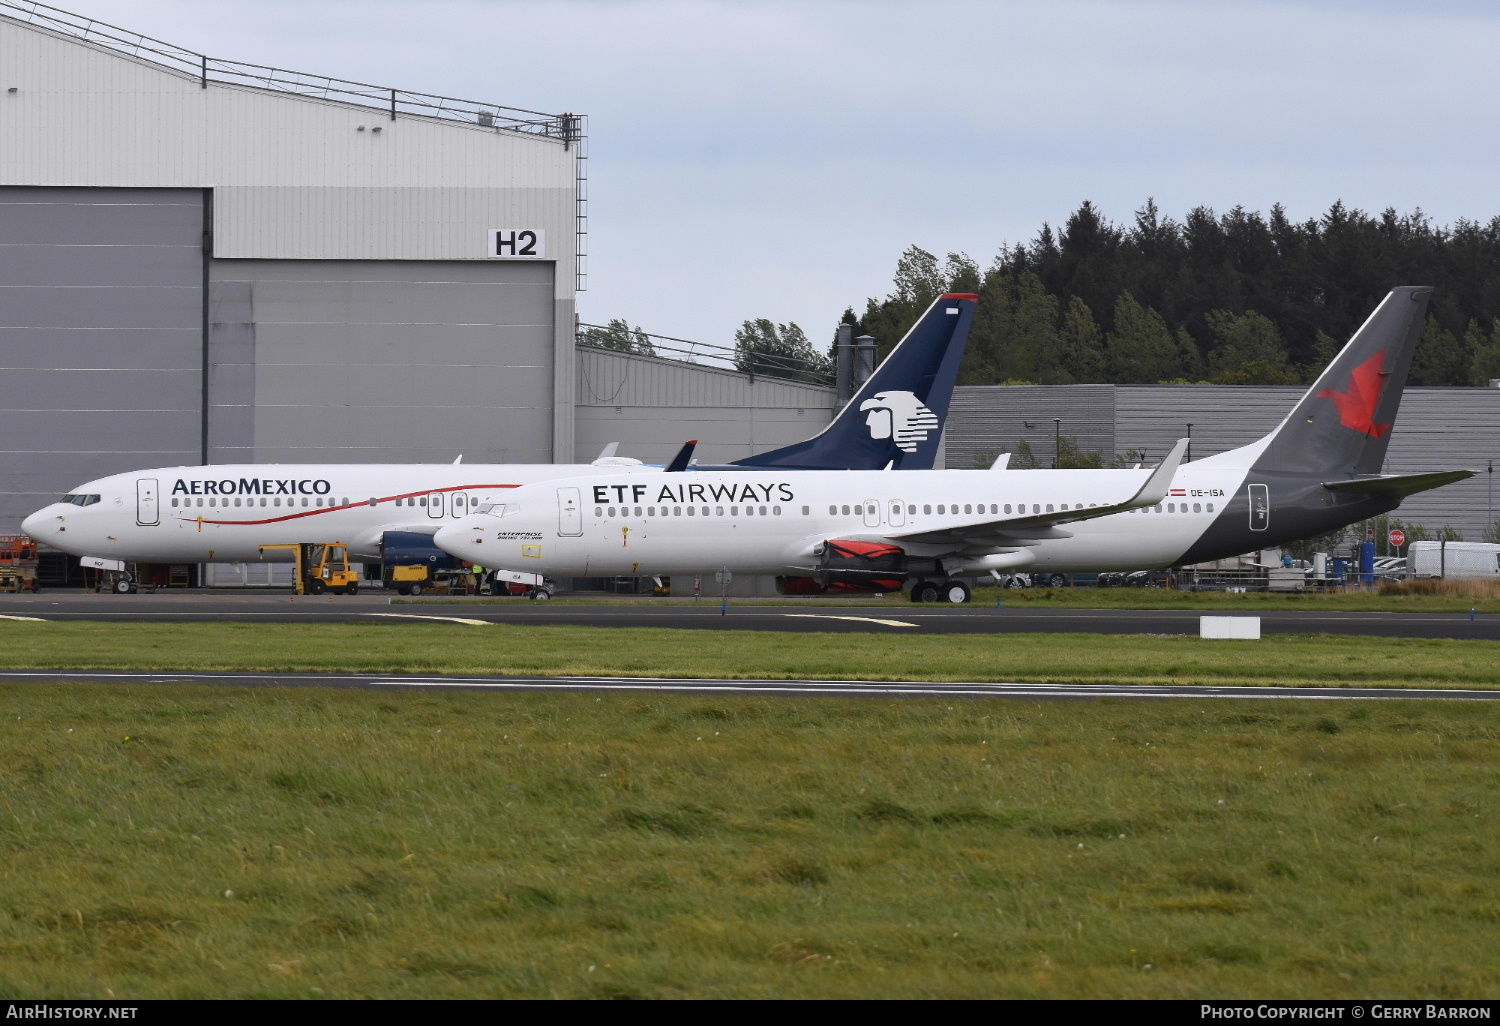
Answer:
(858, 391, 939, 452)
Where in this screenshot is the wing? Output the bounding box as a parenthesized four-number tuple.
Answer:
(887, 438, 1190, 550)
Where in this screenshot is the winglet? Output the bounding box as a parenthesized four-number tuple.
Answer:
(1128, 438, 1189, 507)
(665, 440, 698, 473)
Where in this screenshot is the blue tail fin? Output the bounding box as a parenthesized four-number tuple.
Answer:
(732, 292, 977, 470)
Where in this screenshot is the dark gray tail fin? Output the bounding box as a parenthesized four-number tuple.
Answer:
(1256, 286, 1431, 476)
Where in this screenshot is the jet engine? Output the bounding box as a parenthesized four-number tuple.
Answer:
(380, 531, 463, 570)
(814, 539, 911, 592)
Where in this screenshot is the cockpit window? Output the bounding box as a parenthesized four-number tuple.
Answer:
(60, 494, 101, 507)
(478, 503, 519, 518)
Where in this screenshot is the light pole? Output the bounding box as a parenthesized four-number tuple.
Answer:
(1053, 419, 1061, 469)
(1186, 422, 1193, 463)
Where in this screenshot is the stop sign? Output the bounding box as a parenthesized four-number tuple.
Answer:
(1389, 529, 1406, 548)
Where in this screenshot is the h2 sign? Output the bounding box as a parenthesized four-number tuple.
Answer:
(487, 229, 546, 259)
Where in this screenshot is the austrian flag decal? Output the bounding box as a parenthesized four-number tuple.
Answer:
(1317, 350, 1392, 438)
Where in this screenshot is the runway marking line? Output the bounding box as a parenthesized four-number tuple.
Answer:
(781, 614, 918, 628)
(0, 614, 46, 622)
(366, 613, 491, 627)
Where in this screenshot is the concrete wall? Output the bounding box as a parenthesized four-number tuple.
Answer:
(0, 186, 203, 528)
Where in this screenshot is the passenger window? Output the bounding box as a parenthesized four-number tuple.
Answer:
(1168, 503, 1175, 513)
(716, 507, 724, 516)
(840, 505, 850, 515)
(208, 498, 215, 507)
(419, 496, 426, 507)
(171, 499, 178, 508)
(595, 507, 603, 517)
(687, 507, 696, 516)
(773, 507, 781, 515)
(760, 506, 768, 516)
(963, 504, 971, 514)
(1004, 504, 1012, 514)
(648, 507, 656, 517)
(744, 506, 752, 516)
(234, 498, 242, 507)
(730, 506, 738, 516)
(1193, 503, 1201, 513)
(608, 507, 616, 517)
(1155, 504, 1163, 513)
(1046, 504, 1054, 513)
(937, 504, 945, 514)
(197, 498, 204, 507)
(907, 505, 916, 515)
(1207, 503, 1214, 512)
(302, 498, 309, 507)
(923, 504, 931, 514)
(828, 505, 837, 515)
(1032, 504, 1040, 514)
(634, 506, 642, 517)
(803, 506, 811, 515)
(674, 506, 682, 516)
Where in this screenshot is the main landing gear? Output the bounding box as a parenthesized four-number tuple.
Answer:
(909, 580, 971, 604)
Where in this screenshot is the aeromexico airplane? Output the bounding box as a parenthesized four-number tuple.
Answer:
(433, 287, 1474, 602)
(21, 293, 978, 570)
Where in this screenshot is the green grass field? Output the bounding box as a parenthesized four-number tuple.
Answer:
(1, 683, 1497, 998)
(0, 620, 1497, 690)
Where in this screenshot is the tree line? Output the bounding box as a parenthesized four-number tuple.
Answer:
(850, 200, 1500, 387)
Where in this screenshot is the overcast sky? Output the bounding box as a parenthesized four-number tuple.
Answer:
(52, 0, 1500, 349)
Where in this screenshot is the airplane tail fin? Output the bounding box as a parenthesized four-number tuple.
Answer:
(1253, 286, 1431, 477)
(731, 292, 978, 470)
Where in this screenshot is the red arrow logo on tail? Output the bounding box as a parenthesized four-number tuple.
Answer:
(1316, 350, 1391, 438)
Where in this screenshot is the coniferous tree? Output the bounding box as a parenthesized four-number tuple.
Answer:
(1106, 292, 1179, 382)
(1470, 319, 1500, 385)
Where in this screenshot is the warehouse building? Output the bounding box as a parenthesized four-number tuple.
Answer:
(946, 385, 1500, 543)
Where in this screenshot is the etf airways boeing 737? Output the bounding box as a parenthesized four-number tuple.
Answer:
(21, 293, 978, 570)
(433, 287, 1474, 602)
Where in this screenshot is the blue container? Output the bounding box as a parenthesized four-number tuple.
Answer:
(1359, 541, 1376, 584)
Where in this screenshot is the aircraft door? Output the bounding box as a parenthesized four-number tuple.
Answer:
(862, 500, 881, 528)
(558, 487, 583, 537)
(450, 492, 468, 518)
(136, 478, 159, 526)
(888, 500, 905, 527)
(427, 492, 444, 518)
(1247, 483, 1269, 532)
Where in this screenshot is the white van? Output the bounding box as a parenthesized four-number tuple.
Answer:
(1408, 541, 1500, 579)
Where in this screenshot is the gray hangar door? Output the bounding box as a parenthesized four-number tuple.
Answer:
(208, 260, 555, 465)
(0, 187, 204, 533)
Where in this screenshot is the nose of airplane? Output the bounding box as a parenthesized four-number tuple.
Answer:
(432, 522, 469, 556)
(20, 508, 47, 537)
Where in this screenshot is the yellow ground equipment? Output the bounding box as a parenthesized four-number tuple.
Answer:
(0, 535, 40, 593)
(258, 542, 360, 595)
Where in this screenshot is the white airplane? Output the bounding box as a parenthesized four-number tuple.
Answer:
(21, 294, 979, 577)
(433, 287, 1473, 602)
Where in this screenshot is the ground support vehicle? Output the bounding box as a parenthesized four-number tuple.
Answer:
(258, 543, 360, 595)
(486, 569, 554, 600)
(0, 536, 39, 593)
(1409, 541, 1500, 579)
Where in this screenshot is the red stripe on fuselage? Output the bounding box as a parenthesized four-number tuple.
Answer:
(172, 483, 519, 527)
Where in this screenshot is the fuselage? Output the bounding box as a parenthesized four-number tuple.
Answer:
(21, 462, 659, 564)
(432, 446, 1388, 579)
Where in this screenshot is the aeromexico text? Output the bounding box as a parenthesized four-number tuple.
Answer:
(592, 483, 795, 504)
(173, 478, 332, 496)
